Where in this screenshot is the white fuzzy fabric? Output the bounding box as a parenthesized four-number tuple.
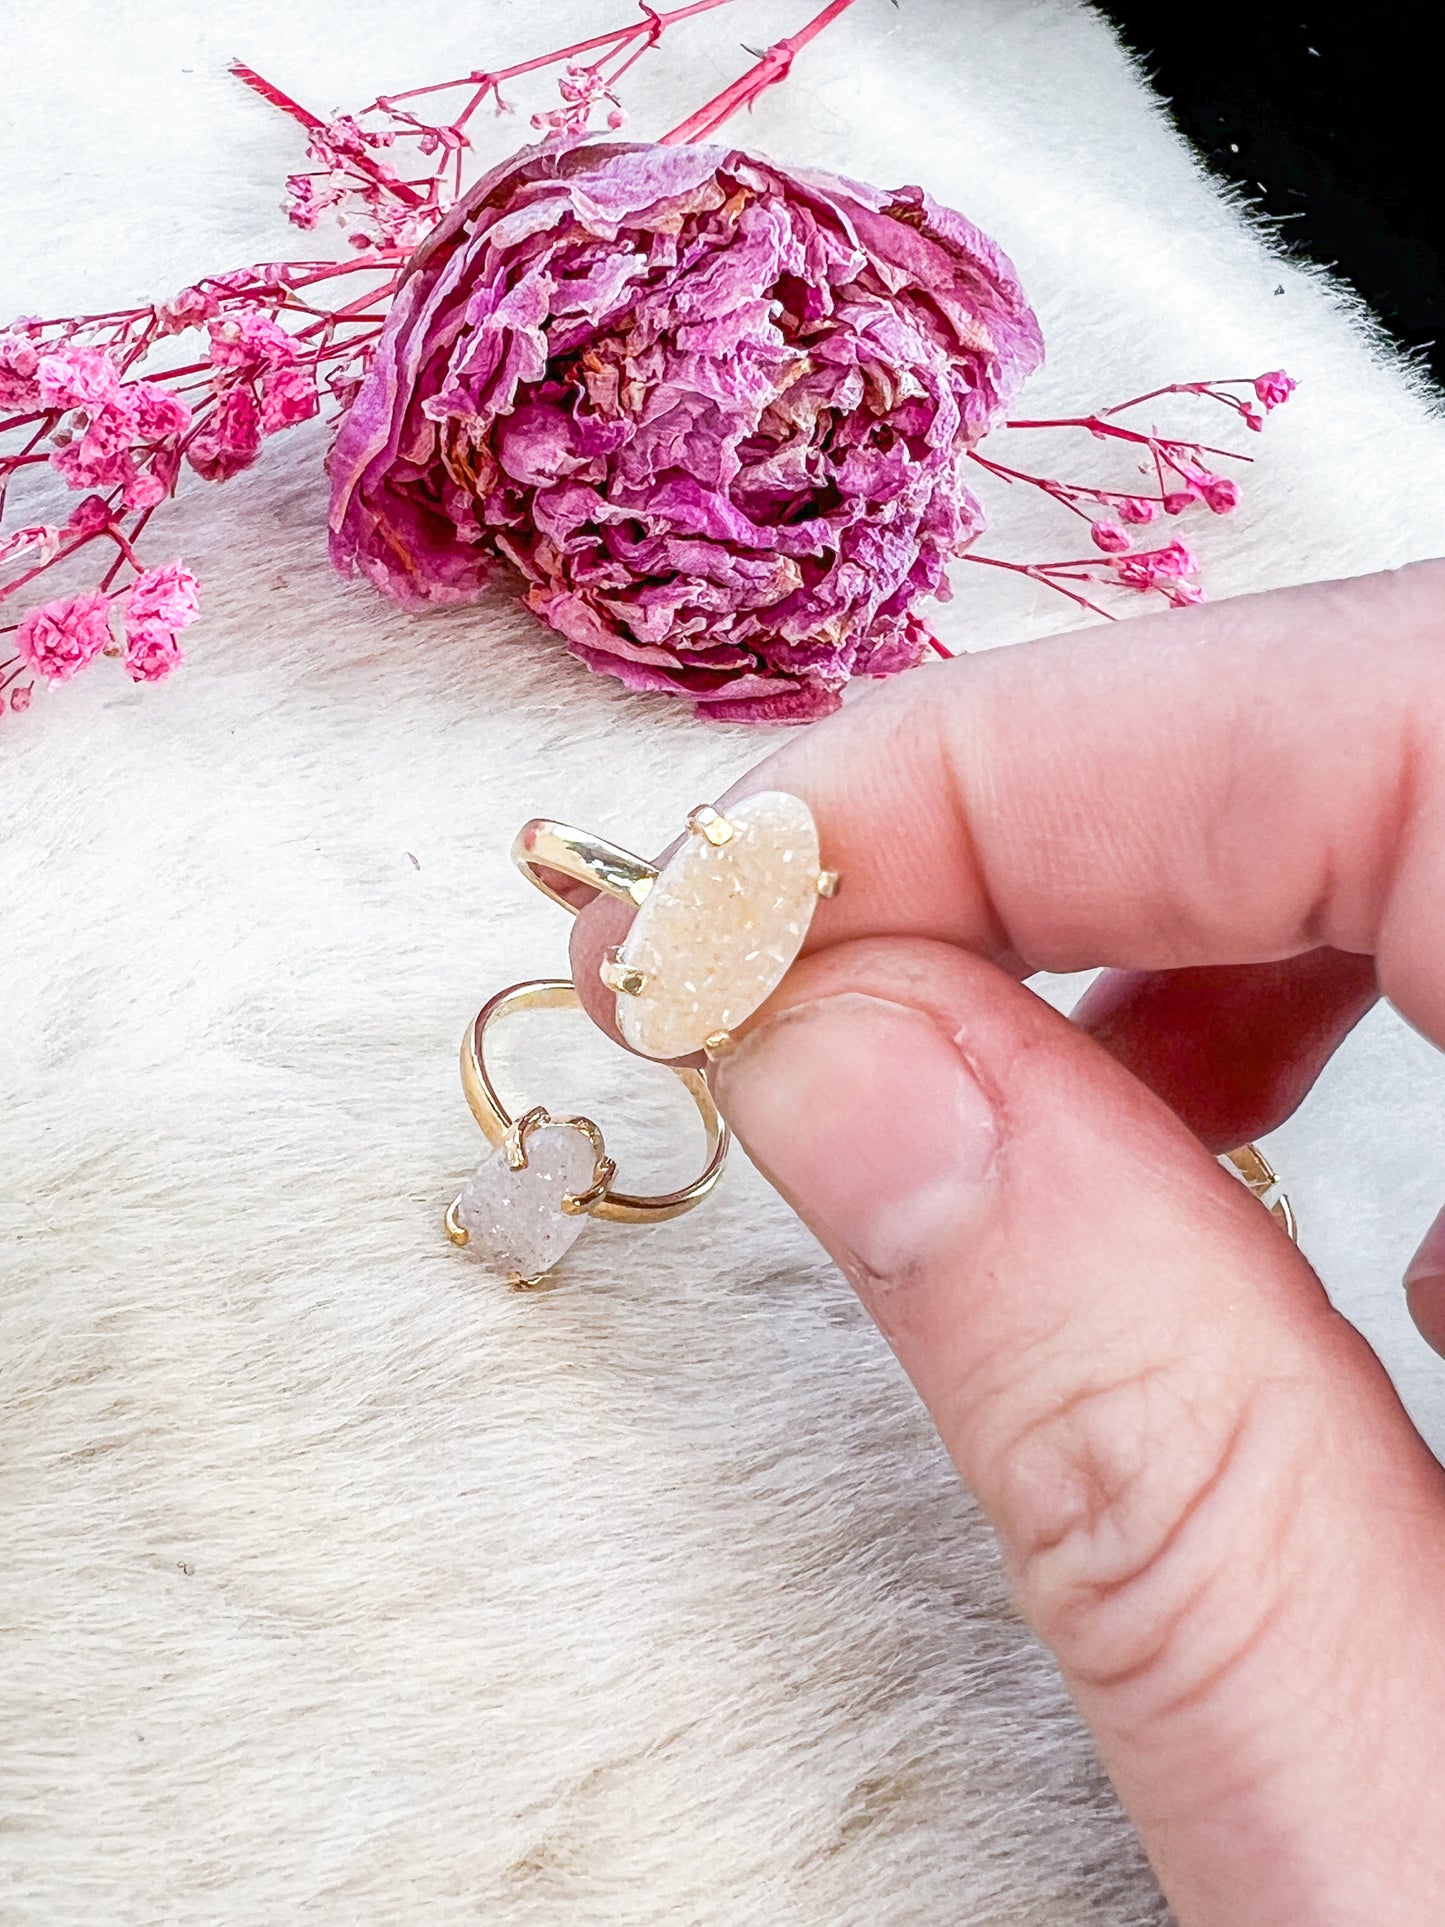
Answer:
(4, 4, 1445, 1921)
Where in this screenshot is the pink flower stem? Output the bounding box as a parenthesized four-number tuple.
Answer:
(284, 257, 406, 290)
(960, 551, 1115, 622)
(968, 449, 1141, 517)
(659, 0, 860, 144)
(292, 282, 402, 341)
(0, 531, 103, 603)
(374, 0, 746, 116)
(106, 524, 146, 572)
(1102, 379, 1260, 416)
(230, 63, 428, 209)
(1003, 414, 1248, 464)
(98, 506, 160, 594)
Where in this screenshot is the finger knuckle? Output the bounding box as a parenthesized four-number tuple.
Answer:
(990, 1356, 1308, 1710)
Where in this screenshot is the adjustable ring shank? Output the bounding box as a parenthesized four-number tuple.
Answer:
(1223, 1142, 1297, 1242)
(461, 979, 727, 1224)
(511, 819, 659, 917)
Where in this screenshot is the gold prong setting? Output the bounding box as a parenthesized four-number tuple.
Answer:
(451, 1105, 616, 1284)
(686, 804, 737, 847)
(599, 947, 647, 998)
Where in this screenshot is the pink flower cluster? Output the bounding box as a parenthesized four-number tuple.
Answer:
(189, 307, 319, 480)
(14, 562, 199, 687)
(531, 64, 627, 139)
(1, 335, 192, 509)
(961, 371, 1297, 620)
(3, 269, 338, 716)
(285, 114, 434, 255)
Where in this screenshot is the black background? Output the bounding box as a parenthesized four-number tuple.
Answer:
(1099, 2, 1442, 387)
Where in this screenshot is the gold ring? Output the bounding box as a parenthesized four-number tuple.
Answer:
(1223, 1142, 1298, 1242)
(511, 818, 659, 916)
(445, 978, 729, 1289)
(514, 792, 840, 1063)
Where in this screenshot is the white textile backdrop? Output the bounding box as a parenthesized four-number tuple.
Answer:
(3, 3, 1444, 1921)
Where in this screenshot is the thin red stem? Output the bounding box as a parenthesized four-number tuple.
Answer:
(660, 0, 859, 144)
(0, 530, 103, 602)
(1003, 414, 1251, 466)
(230, 62, 427, 208)
(376, 0, 744, 114)
(1103, 379, 1258, 416)
(960, 552, 1116, 622)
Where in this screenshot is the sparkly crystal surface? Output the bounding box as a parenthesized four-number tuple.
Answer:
(455, 1122, 600, 1282)
(616, 790, 821, 1060)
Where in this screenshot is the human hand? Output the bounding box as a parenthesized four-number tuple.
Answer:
(573, 563, 1445, 1926)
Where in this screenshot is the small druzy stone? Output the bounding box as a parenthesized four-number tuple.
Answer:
(615, 790, 821, 1060)
(455, 1122, 600, 1283)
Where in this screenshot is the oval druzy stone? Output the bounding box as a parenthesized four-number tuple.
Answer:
(615, 791, 822, 1061)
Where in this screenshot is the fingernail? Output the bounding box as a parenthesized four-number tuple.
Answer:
(713, 992, 1000, 1284)
(1404, 1206, 1445, 1358)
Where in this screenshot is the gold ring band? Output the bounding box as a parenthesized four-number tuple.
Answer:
(1223, 1142, 1298, 1242)
(511, 819, 659, 917)
(458, 979, 728, 1223)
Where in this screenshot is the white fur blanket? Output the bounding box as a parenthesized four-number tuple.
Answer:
(4, 3, 1445, 1921)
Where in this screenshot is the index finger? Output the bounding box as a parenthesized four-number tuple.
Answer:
(574, 562, 1445, 1050)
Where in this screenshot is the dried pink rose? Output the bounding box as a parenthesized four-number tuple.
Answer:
(116, 561, 199, 685)
(329, 140, 1043, 720)
(1089, 518, 1131, 554)
(155, 285, 221, 335)
(1197, 473, 1240, 514)
(15, 592, 113, 682)
(122, 468, 168, 512)
(1118, 495, 1158, 525)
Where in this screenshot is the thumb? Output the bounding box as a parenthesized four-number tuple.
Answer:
(712, 938, 1445, 1927)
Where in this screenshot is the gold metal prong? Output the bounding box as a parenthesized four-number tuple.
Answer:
(507, 1272, 545, 1293)
(561, 1156, 616, 1217)
(505, 1104, 551, 1169)
(816, 869, 841, 898)
(444, 1199, 470, 1246)
(600, 947, 646, 997)
(702, 1030, 735, 1060)
(628, 874, 655, 906)
(686, 804, 736, 847)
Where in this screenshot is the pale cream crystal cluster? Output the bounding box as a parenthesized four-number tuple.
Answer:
(455, 1122, 600, 1283)
(615, 791, 822, 1061)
